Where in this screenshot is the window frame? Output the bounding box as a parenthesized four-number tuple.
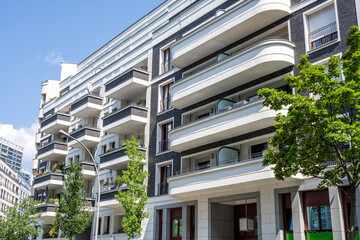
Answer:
(302, 0, 340, 53)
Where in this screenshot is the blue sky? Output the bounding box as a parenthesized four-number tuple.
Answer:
(0, 0, 164, 169)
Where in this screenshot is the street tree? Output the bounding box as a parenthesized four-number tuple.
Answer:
(115, 136, 149, 240)
(0, 197, 41, 240)
(54, 160, 93, 240)
(258, 26, 360, 240)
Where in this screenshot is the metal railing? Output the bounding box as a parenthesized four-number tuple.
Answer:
(157, 182, 169, 196)
(174, 152, 264, 176)
(309, 22, 338, 50)
(158, 140, 170, 153)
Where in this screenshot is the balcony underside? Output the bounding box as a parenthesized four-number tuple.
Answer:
(170, 103, 287, 152)
(168, 159, 278, 197)
(33, 179, 63, 190)
(171, 0, 291, 68)
(40, 120, 71, 135)
(37, 148, 67, 162)
(103, 116, 147, 135)
(105, 68, 149, 100)
(71, 103, 102, 118)
(106, 79, 148, 100)
(70, 95, 103, 118)
(171, 40, 294, 109)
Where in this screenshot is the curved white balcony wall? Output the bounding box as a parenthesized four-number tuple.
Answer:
(168, 158, 275, 197)
(171, 39, 294, 109)
(171, 0, 291, 68)
(169, 100, 287, 152)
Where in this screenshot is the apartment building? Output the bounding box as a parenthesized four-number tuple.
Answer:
(0, 137, 23, 174)
(0, 159, 20, 218)
(20, 167, 32, 185)
(32, 0, 360, 239)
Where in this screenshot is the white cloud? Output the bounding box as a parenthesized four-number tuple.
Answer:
(0, 122, 37, 170)
(44, 51, 64, 66)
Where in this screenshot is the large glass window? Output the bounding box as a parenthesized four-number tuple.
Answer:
(161, 82, 173, 112)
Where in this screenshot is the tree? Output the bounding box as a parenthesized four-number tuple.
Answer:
(0, 197, 41, 240)
(258, 26, 360, 240)
(54, 160, 93, 240)
(115, 136, 149, 240)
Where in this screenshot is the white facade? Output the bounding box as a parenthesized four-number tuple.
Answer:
(32, 0, 360, 239)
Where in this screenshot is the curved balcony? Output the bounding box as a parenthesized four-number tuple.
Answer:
(102, 104, 148, 135)
(68, 126, 101, 149)
(33, 172, 64, 190)
(40, 112, 71, 134)
(37, 140, 67, 162)
(104, 68, 149, 100)
(168, 154, 277, 197)
(99, 146, 146, 170)
(171, 39, 294, 109)
(169, 100, 287, 152)
(171, 0, 291, 68)
(70, 94, 103, 118)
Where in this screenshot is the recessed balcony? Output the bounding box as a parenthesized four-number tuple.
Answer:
(168, 153, 276, 197)
(70, 95, 103, 118)
(102, 104, 148, 135)
(171, 0, 291, 68)
(100, 185, 128, 209)
(40, 112, 71, 134)
(104, 68, 149, 100)
(68, 126, 101, 149)
(171, 39, 294, 109)
(33, 172, 64, 190)
(169, 100, 287, 152)
(37, 140, 68, 162)
(99, 146, 146, 170)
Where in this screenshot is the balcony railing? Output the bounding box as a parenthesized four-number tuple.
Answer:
(100, 184, 129, 201)
(102, 103, 148, 127)
(309, 22, 338, 50)
(157, 182, 169, 196)
(174, 152, 264, 177)
(105, 68, 149, 93)
(70, 94, 102, 112)
(158, 140, 170, 153)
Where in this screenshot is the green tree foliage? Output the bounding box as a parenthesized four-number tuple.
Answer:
(0, 197, 41, 240)
(115, 136, 149, 240)
(54, 160, 93, 240)
(258, 26, 360, 240)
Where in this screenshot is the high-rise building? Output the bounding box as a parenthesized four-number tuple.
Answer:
(32, 0, 360, 239)
(0, 137, 23, 174)
(20, 167, 31, 185)
(0, 159, 20, 218)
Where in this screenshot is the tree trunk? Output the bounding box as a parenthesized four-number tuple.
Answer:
(348, 185, 357, 240)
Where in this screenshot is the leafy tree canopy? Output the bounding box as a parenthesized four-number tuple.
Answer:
(54, 160, 93, 240)
(0, 198, 41, 240)
(115, 136, 149, 240)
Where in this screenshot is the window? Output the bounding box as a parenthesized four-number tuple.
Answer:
(101, 145, 106, 154)
(161, 48, 172, 73)
(303, 189, 332, 237)
(74, 155, 80, 162)
(159, 165, 172, 195)
(306, 4, 338, 51)
(160, 82, 173, 112)
(170, 208, 182, 239)
(250, 143, 267, 158)
(282, 194, 293, 240)
(68, 157, 73, 165)
(109, 142, 115, 150)
(159, 121, 173, 152)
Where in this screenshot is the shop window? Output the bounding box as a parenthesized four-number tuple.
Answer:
(282, 194, 293, 240)
(170, 208, 182, 240)
(303, 189, 333, 239)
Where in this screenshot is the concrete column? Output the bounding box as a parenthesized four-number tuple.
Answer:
(291, 191, 306, 240)
(356, 187, 360, 230)
(182, 205, 189, 240)
(163, 208, 170, 240)
(329, 186, 346, 240)
(198, 197, 209, 240)
(100, 216, 104, 235)
(260, 187, 276, 240)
